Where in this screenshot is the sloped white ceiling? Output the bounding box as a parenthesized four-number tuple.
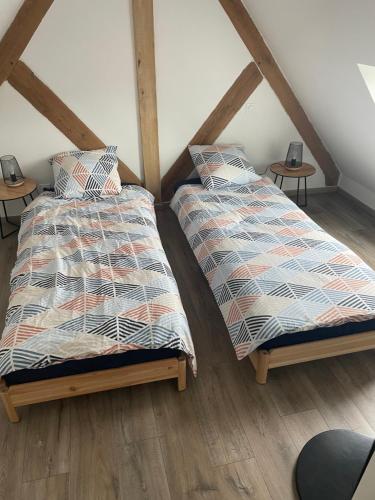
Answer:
(243, 0, 375, 207)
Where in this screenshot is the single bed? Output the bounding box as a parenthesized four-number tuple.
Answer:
(0, 185, 195, 422)
(171, 177, 375, 383)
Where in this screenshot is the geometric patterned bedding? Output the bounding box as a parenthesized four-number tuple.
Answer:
(171, 177, 375, 360)
(0, 186, 196, 377)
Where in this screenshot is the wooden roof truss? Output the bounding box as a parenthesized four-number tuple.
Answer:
(0, 0, 339, 202)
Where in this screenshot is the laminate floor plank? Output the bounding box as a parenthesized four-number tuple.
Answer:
(329, 352, 375, 429)
(111, 384, 161, 445)
(22, 399, 70, 482)
(0, 405, 29, 500)
(267, 365, 316, 417)
(192, 364, 253, 467)
(20, 473, 69, 500)
(299, 360, 373, 432)
(68, 392, 121, 500)
(283, 409, 329, 452)
(215, 458, 272, 499)
(152, 380, 221, 499)
(119, 437, 171, 500)
(215, 362, 299, 500)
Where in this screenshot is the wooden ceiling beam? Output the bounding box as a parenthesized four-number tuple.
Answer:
(8, 61, 141, 185)
(219, 0, 339, 186)
(162, 61, 262, 200)
(0, 0, 54, 87)
(132, 0, 161, 200)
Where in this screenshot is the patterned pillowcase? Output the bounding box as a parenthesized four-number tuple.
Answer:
(188, 144, 260, 190)
(51, 146, 122, 199)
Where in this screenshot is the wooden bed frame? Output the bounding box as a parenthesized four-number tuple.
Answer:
(249, 331, 375, 384)
(0, 355, 186, 423)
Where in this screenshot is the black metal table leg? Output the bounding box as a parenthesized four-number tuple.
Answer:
(274, 174, 279, 185)
(296, 177, 300, 205)
(3, 200, 19, 228)
(294, 177, 308, 207)
(1, 201, 19, 239)
(279, 176, 284, 190)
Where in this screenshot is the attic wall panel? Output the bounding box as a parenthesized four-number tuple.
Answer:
(0, 0, 53, 86)
(0, 0, 328, 199)
(22, 0, 142, 179)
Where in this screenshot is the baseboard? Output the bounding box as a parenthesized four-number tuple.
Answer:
(337, 187, 375, 218)
(155, 201, 170, 210)
(284, 185, 338, 196)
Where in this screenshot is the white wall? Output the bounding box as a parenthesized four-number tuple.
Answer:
(244, 0, 375, 208)
(0, 0, 327, 216)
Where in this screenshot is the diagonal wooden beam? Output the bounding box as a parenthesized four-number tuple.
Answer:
(132, 0, 161, 200)
(0, 0, 54, 87)
(8, 61, 141, 185)
(161, 62, 262, 200)
(219, 0, 339, 186)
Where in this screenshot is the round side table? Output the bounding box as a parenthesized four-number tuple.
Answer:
(270, 162, 316, 207)
(0, 178, 37, 239)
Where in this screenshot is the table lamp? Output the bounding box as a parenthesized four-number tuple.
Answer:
(285, 142, 303, 170)
(1, 155, 25, 187)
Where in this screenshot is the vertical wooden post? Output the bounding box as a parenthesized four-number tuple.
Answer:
(254, 351, 271, 384)
(0, 379, 19, 423)
(132, 0, 161, 200)
(177, 356, 187, 391)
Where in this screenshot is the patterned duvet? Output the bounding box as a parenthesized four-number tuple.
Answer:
(171, 177, 375, 359)
(0, 186, 196, 376)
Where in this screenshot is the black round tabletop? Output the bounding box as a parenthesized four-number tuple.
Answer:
(296, 430, 375, 500)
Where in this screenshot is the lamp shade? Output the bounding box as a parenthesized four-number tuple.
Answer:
(285, 142, 303, 169)
(1, 155, 24, 187)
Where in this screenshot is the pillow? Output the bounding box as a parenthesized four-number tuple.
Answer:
(188, 144, 260, 190)
(51, 146, 121, 199)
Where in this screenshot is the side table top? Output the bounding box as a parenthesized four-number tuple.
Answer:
(270, 162, 316, 178)
(0, 178, 37, 201)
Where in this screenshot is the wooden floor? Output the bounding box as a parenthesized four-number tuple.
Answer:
(1, 191, 375, 499)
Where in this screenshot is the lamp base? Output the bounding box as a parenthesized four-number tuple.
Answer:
(5, 179, 25, 188)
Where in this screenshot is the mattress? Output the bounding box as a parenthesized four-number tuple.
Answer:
(171, 178, 375, 359)
(261, 318, 375, 349)
(0, 185, 196, 378)
(4, 348, 180, 385)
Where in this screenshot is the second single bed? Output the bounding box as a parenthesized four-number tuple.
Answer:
(171, 174, 375, 383)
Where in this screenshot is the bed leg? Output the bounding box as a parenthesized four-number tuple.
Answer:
(255, 350, 270, 384)
(177, 356, 186, 391)
(249, 351, 270, 384)
(0, 379, 19, 423)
